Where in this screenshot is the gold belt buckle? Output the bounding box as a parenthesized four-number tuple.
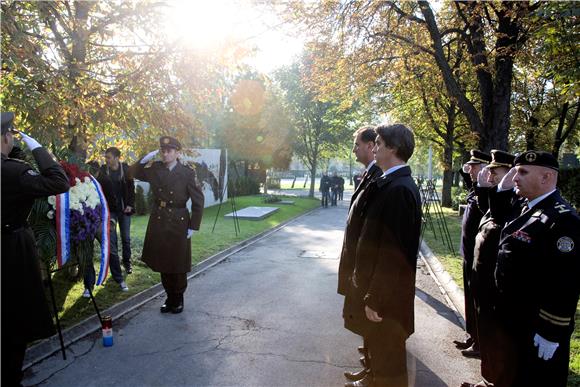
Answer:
(159, 200, 167, 208)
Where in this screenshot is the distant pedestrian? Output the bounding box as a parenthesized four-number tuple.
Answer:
(338, 175, 345, 201)
(320, 173, 331, 208)
(129, 136, 204, 314)
(1, 112, 70, 386)
(330, 171, 340, 206)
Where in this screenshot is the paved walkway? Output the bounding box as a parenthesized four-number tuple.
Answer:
(24, 197, 479, 386)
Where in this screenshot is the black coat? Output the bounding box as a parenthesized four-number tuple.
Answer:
(1, 148, 70, 343)
(496, 190, 580, 386)
(338, 163, 382, 295)
(343, 166, 422, 338)
(99, 162, 135, 213)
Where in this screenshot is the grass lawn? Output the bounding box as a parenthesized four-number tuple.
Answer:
(50, 194, 319, 329)
(421, 205, 579, 385)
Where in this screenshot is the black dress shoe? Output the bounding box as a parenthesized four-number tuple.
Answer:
(461, 344, 481, 358)
(171, 303, 184, 314)
(344, 368, 369, 381)
(345, 373, 372, 387)
(160, 303, 172, 313)
(453, 337, 474, 349)
(359, 356, 368, 369)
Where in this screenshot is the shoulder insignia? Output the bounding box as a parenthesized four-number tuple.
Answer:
(556, 236, 574, 253)
(27, 169, 39, 176)
(554, 202, 570, 214)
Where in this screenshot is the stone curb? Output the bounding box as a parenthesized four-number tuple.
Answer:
(419, 240, 466, 329)
(23, 205, 320, 370)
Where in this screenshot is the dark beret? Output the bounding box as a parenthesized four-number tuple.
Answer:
(159, 136, 181, 150)
(1, 112, 15, 135)
(514, 150, 559, 171)
(466, 149, 491, 164)
(488, 149, 515, 169)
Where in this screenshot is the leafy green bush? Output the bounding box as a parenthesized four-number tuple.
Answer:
(228, 176, 260, 196)
(451, 186, 468, 211)
(262, 194, 281, 203)
(134, 185, 148, 215)
(558, 168, 580, 210)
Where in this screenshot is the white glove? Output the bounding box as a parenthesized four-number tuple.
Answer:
(19, 132, 42, 151)
(477, 166, 492, 187)
(533, 333, 559, 360)
(187, 229, 195, 239)
(462, 163, 470, 174)
(140, 150, 159, 164)
(498, 167, 517, 191)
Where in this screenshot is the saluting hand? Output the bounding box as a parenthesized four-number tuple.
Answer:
(365, 305, 383, 323)
(477, 166, 492, 188)
(533, 333, 559, 360)
(17, 131, 42, 151)
(140, 150, 159, 164)
(498, 167, 517, 191)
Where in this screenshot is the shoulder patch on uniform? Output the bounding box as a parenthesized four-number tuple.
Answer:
(27, 169, 39, 176)
(554, 202, 570, 214)
(556, 236, 574, 253)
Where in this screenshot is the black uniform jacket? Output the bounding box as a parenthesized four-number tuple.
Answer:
(1, 148, 70, 342)
(338, 163, 382, 295)
(343, 166, 422, 338)
(496, 190, 580, 343)
(130, 160, 204, 273)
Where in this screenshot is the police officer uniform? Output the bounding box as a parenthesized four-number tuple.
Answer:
(468, 150, 518, 386)
(129, 136, 204, 314)
(1, 112, 70, 386)
(457, 150, 491, 353)
(495, 151, 580, 387)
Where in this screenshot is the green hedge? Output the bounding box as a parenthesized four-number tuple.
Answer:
(228, 176, 260, 196)
(559, 168, 580, 209)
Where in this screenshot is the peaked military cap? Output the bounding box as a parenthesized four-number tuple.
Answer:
(159, 136, 181, 150)
(466, 149, 491, 164)
(1, 112, 16, 135)
(488, 149, 515, 169)
(514, 150, 559, 171)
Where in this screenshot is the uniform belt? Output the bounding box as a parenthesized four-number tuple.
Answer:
(156, 200, 186, 209)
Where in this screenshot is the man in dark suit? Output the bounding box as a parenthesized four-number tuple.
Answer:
(339, 126, 383, 382)
(1, 112, 70, 386)
(494, 151, 579, 387)
(454, 149, 491, 357)
(343, 124, 422, 387)
(129, 136, 204, 314)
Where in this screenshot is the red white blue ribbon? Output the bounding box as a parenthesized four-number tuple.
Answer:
(55, 191, 70, 267)
(89, 175, 110, 286)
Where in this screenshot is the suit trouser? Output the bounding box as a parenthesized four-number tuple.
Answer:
(366, 328, 408, 387)
(160, 272, 188, 306)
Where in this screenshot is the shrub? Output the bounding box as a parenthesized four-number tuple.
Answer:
(558, 168, 580, 210)
(262, 194, 281, 203)
(228, 176, 260, 196)
(451, 186, 468, 211)
(134, 185, 148, 215)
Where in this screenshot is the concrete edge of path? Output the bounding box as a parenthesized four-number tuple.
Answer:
(23, 206, 320, 370)
(419, 240, 466, 329)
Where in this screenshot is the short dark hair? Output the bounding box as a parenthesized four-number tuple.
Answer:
(354, 125, 377, 144)
(105, 147, 121, 158)
(374, 123, 415, 162)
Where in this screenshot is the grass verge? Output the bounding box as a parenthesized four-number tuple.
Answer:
(50, 194, 319, 329)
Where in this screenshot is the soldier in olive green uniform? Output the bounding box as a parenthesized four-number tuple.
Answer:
(1, 112, 70, 386)
(130, 136, 204, 314)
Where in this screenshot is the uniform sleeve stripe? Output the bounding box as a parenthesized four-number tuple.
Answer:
(539, 309, 571, 323)
(539, 314, 571, 326)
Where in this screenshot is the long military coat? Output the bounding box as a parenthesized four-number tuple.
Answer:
(1, 148, 70, 343)
(343, 166, 422, 338)
(130, 160, 204, 273)
(337, 163, 382, 295)
(495, 190, 580, 387)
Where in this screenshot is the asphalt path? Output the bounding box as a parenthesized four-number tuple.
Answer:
(24, 198, 479, 387)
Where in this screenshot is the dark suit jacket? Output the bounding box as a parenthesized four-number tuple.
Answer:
(337, 163, 382, 295)
(343, 166, 422, 338)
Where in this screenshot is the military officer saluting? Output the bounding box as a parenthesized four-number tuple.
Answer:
(130, 136, 204, 314)
(495, 150, 580, 386)
(1, 112, 70, 386)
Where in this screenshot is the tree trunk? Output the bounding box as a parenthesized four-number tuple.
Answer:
(441, 143, 454, 208)
(309, 162, 317, 198)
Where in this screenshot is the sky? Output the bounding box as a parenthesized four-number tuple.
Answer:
(162, 0, 305, 73)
